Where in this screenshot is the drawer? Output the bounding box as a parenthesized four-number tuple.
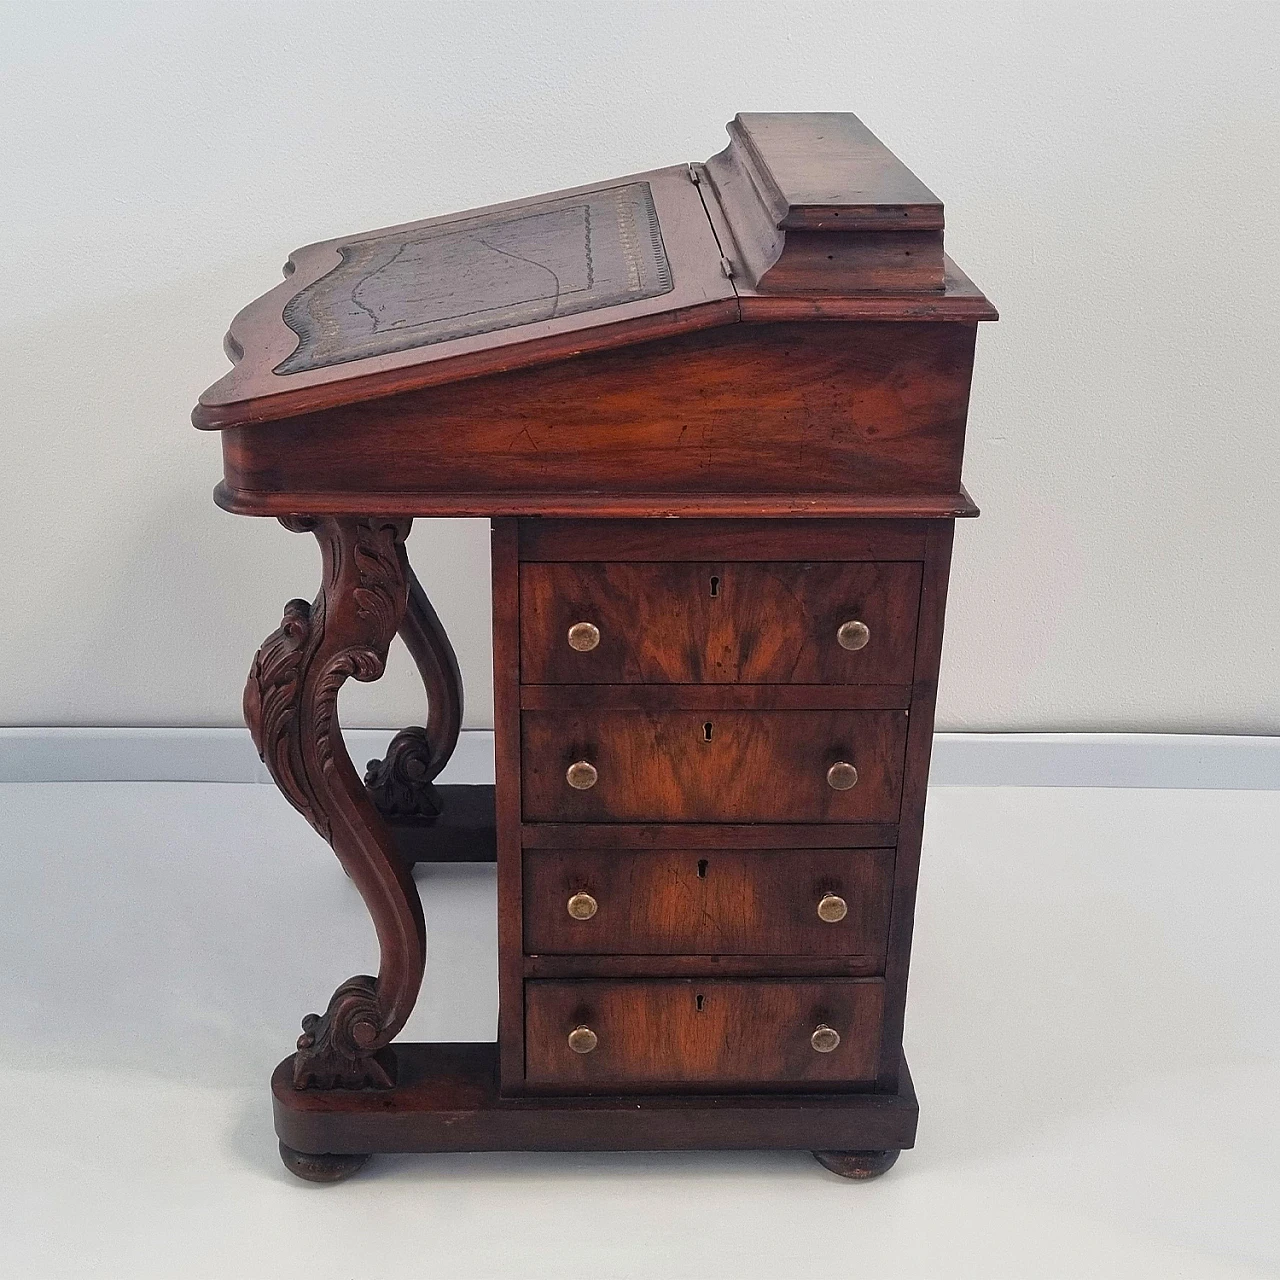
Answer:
(523, 847, 893, 958)
(525, 978, 885, 1089)
(520, 561, 921, 684)
(521, 709, 907, 822)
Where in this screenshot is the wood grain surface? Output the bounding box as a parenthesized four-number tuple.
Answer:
(520, 561, 922, 685)
(524, 978, 885, 1089)
(520, 708, 908, 823)
(522, 846, 893, 958)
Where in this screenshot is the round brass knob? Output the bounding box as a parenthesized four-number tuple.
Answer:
(567, 891, 598, 920)
(566, 760, 598, 790)
(567, 622, 600, 652)
(567, 1025, 598, 1054)
(837, 620, 871, 651)
(826, 761, 858, 791)
(817, 893, 848, 923)
(811, 1024, 841, 1053)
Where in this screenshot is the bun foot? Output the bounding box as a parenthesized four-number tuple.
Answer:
(279, 1141, 371, 1183)
(812, 1148, 901, 1180)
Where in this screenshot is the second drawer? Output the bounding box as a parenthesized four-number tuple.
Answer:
(521, 708, 908, 822)
(523, 847, 893, 958)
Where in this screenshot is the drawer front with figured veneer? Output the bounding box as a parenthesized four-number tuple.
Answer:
(520, 561, 922, 685)
(521, 708, 908, 823)
(523, 847, 893, 959)
(524, 977, 885, 1090)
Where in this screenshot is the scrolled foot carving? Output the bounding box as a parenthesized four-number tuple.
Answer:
(364, 727, 443, 818)
(293, 975, 397, 1090)
(245, 515, 427, 1092)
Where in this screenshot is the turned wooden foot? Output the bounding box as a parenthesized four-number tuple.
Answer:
(278, 1141, 370, 1183)
(812, 1149, 901, 1180)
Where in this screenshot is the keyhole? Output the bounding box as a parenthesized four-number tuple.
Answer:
(695, 994, 705, 1012)
(696, 859, 708, 879)
(702, 722, 714, 742)
(709, 575, 720, 597)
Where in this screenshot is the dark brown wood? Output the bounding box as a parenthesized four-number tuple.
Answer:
(363, 549, 465, 819)
(875, 520, 955, 1091)
(215, 483, 979, 521)
(520, 561, 921, 685)
(272, 1043, 919, 1158)
(278, 1142, 370, 1183)
(491, 520, 525, 1094)
(519, 517, 927, 562)
(217, 322, 979, 515)
(813, 1149, 901, 1180)
(524, 978, 884, 1091)
(197, 110, 992, 1176)
(522, 847, 893, 959)
(521, 709, 907, 823)
(243, 515, 425, 1090)
(704, 113, 945, 293)
(523, 955, 883, 979)
(386, 785, 495, 864)
(520, 822, 900, 849)
(519, 685, 911, 711)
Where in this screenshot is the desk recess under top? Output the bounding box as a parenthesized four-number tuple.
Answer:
(195, 111, 996, 1184)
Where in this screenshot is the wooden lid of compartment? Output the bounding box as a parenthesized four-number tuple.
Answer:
(194, 113, 994, 430)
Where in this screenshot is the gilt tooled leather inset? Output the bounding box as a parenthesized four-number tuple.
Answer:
(276, 182, 672, 374)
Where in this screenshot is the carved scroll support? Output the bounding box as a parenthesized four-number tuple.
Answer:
(244, 515, 426, 1090)
(364, 545, 464, 821)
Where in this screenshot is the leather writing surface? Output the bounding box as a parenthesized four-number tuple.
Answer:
(277, 182, 672, 374)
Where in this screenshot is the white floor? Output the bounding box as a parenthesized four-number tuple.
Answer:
(1, 780, 1278, 1279)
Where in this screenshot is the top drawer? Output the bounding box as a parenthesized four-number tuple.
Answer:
(521, 561, 922, 685)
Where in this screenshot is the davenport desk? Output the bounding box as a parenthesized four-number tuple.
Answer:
(195, 112, 996, 1182)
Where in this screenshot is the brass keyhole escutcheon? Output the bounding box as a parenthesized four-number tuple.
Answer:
(817, 893, 848, 923)
(566, 760, 598, 790)
(567, 891, 598, 920)
(567, 622, 600, 652)
(837, 620, 870, 651)
(568, 1025, 598, 1054)
(811, 1024, 841, 1053)
(826, 761, 858, 791)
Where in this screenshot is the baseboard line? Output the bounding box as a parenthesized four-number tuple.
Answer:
(0, 727, 1275, 789)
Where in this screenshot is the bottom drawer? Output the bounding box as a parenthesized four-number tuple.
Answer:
(524, 978, 884, 1091)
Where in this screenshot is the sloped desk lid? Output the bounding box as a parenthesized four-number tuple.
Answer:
(195, 114, 995, 430)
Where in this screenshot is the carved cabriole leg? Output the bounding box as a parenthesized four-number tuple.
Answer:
(364, 546, 464, 819)
(244, 515, 426, 1090)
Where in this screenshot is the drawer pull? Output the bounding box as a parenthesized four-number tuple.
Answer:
(567, 621, 601, 652)
(817, 893, 848, 923)
(811, 1024, 841, 1053)
(567, 1025, 598, 1054)
(826, 761, 859, 791)
(567, 891, 598, 920)
(566, 760, 598, 790)
(837, 619, 871, 651)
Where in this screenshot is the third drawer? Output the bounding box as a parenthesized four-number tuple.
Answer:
(523, 847, 893, 959)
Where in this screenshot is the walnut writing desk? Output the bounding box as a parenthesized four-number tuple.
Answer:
(195, 112, 996, 1183)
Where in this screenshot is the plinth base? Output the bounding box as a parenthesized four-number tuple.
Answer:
(273, 1043, 918, 1170)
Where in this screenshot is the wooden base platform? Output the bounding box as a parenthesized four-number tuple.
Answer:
(272, 1042, 918, 1159)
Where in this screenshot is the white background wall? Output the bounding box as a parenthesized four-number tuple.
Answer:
(3, 0, 1278, 734)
